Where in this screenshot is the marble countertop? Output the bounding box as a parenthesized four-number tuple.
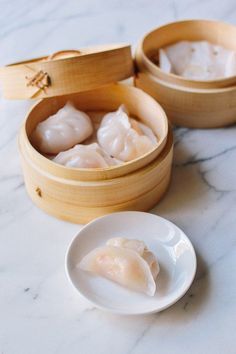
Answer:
(1, 1, 236, 353)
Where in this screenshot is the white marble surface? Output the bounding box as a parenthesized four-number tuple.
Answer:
(0, 1, 236, 353)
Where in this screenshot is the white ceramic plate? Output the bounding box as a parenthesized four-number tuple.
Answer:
(66, 212, 197, 315)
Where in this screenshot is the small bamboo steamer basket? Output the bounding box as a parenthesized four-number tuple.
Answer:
(136, 20, 236, 89)
(18, 83, 172, 224)
(135, 20, 236, 128)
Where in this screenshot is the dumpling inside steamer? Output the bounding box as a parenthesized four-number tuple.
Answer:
(30, 102, 93, 154)
(157, 40, 236, 80)
(53, 143, 122, 168)
(79, 237, 160, 296)
(30, 102, 158, 168)
(97, 105, 157, 162)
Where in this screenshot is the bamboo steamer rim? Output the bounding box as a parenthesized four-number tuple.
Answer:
(136, 50, 236, 95)
(136, 19, 236, 89)
(137, 69, 236, 95)
(20, 83, 169, 182)
(0, 44, 134, 99)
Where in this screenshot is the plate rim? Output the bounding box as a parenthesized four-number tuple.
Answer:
(65, 211, 197, 315)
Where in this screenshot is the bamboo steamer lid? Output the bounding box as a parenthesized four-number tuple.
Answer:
(0, 44, 133, 99)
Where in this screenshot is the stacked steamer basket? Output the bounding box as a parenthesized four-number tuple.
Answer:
(0, 44, 172, 224)
(135, 20, 236, 128)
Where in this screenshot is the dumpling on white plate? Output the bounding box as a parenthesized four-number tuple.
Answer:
(53, 143, 122, 169)
(106, 237, 146, 255)
(97, 105, 157, 162)
(30, 102, 93, 154)
(106, 237, 159, 280)
(79, 237, 159, 296)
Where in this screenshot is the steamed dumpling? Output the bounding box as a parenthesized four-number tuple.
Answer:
(130, 118, 157, 145)
(79, 237, 159, 296)
(97, 105, 157, 162)
(159, 48, 172, 73)
(106, 237, 159, 280)
(31, 102, 93, 154)
(106, 237, 146, 255)
(159, 40, 236, 80)
(53, 143, 122, 168)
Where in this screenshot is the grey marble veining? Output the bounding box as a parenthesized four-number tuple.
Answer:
(0, 1, 236, 353)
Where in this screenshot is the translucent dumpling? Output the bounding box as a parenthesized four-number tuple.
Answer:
(106, 237, 146, 255)
(31, 102, 93, 154)
(53, 143, 122, 169)
(106, 237, 159, 280)
(159, 48, 172, 73)
(130, 118, 157, 145)
(97, 105, 157, 162)
(159, 40, 236, 80)
(79, 237, 159, 296)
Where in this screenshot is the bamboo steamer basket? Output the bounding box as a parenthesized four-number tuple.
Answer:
(135, 20, 236, 128)
(136, 20, 236, 89)
(1, 44, 172, 224)
(18, 84, 172, 224)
